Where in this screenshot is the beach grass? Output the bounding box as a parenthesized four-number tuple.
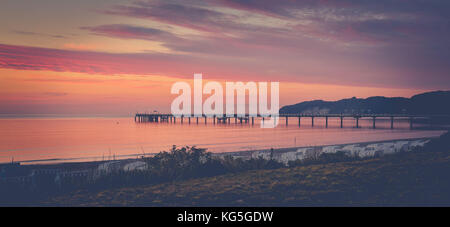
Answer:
(46, 144, 450, 206)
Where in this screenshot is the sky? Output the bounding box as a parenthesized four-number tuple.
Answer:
(1, 0, 449, 115)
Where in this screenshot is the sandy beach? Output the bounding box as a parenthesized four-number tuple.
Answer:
(6, 136, 436, 173)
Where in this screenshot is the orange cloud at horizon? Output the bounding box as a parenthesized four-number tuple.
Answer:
(0, 68, 429, 116)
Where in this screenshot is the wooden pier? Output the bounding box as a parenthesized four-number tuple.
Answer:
(135, 113, 446, 129)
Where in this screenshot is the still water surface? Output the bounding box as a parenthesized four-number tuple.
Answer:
(0, 117, 445, 163)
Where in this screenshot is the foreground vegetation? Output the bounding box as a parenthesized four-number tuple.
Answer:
(1, 146, 284, 205)
(44, 132, 450, 206)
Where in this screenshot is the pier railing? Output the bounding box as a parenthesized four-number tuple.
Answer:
(135, 113, 450, 129)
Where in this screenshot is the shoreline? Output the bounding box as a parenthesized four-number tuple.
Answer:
(214, 136, 435, 164)
(2, 135, 440, 168)
(217, 136, 438, 157)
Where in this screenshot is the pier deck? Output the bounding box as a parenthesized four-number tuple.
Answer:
(135, 113, 449, 129)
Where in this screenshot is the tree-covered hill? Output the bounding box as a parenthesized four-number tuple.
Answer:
(280, 90, 450, 115)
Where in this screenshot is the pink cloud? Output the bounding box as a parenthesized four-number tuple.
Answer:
(0, 43, 265, 81)
(63, 43, 101, 51)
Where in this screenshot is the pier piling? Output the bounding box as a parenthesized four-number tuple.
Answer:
(134, 113, 439, 130)
(372, 117, 376, 129)
(355, 117, 360, 128)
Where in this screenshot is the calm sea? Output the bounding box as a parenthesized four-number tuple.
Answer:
(0, 116, 445, 164)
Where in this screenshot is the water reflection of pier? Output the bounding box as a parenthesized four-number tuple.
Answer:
(135, 113, 447, 129)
